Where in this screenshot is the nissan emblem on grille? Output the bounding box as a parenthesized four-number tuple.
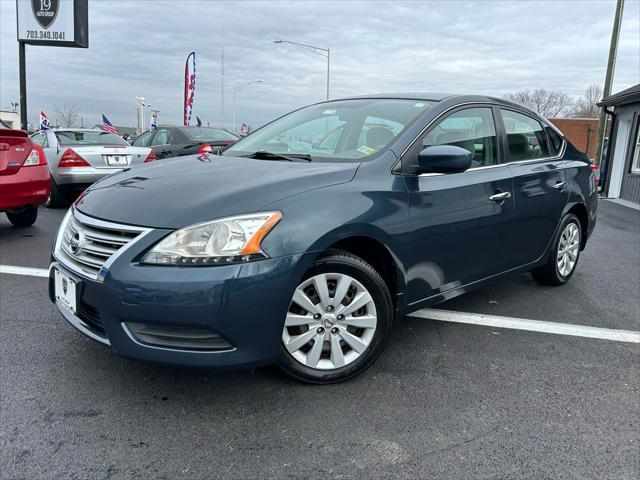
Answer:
(56, 209, 148, 280)
(69, 231, 84, 255)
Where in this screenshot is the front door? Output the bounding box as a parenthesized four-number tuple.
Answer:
(404, 106, 514, 306)
(149, 129, 175, 159)
(498, 108, 569, 267)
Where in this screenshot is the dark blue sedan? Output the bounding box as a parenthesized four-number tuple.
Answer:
(49, 94, 598, 383)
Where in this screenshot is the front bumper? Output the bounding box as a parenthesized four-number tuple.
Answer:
(49, 250, 314, 370)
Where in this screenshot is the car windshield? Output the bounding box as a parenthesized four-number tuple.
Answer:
(55, 130, 129, 146)
(224, 98, 435, 162)
(182, 127, 239, 141)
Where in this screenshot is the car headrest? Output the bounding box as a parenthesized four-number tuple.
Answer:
(366, 127, 394, 149)
(507, 133, 529, 159)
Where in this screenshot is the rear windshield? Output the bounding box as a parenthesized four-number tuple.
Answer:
(182, 128, 238, 141)
(55, 131, 129, 146)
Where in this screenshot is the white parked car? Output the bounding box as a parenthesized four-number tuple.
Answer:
(30, 129, 156, 207)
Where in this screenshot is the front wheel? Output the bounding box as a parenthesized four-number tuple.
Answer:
(531, 213, 582, 286)
(6, 205, 38, 227)
(278, 250, 393, 384)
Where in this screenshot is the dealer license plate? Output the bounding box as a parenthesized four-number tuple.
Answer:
(105, 155, 129, 166)
(54, 268, 77, 313)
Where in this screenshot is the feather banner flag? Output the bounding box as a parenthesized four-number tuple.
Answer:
(183, 52, 196, 126)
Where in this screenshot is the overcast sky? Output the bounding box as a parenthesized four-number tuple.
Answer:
(1, 0, 638, 130)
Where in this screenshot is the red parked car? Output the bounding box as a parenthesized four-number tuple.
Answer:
(0, 128, 50, 226)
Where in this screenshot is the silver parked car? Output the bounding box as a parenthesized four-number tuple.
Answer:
(30, 129, 155, 207)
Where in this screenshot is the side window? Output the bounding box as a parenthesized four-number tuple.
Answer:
(151, 129, 173, 146)
(500, 109, 550, 161)
(544, 126, 563, 156)
(422, 107, 498, 168)
(31, 133, 48, 148)
(631, 121, 640, 174)
(132, 131, 153, 147)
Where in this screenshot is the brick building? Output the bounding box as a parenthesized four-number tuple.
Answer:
(549, 118, 599, 160)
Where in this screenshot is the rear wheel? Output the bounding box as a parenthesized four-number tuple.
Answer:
(531, 213, 582, 286)
(45, 179, 66, 208)
(6, 205, 38, 227)
(278, 250, 393, 384)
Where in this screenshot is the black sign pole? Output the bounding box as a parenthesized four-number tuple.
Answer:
(18, 41, 27, 131)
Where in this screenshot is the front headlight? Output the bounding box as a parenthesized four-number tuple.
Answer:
(141, 212, 282, 266)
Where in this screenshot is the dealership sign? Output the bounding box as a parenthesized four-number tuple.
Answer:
(16, 0, 88, 48)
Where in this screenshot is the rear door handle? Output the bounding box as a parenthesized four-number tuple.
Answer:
(553, 181, 567, 191)
(489, 191, 512, 202)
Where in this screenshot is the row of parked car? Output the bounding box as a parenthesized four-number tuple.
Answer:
(0, 126, 238, 226)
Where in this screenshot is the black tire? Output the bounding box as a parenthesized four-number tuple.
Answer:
(6, 205, 38, 227)
(278, 249, 394, 384)
(45, 179, 66, 208)
(531, 213, 582, 286)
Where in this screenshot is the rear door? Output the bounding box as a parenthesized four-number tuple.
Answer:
(499, 109, 569, 267)
(405, 106, 515, 305)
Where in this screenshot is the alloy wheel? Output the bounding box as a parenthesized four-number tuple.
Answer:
(557, 222, 580, 277)
(282, 273, 377, 370)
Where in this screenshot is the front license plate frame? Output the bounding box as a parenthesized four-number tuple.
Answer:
(54, 268, 77, 313)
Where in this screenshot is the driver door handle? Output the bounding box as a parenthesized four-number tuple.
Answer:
(489, 191, 512, 202)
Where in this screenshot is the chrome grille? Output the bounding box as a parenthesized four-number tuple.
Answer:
(55, 209, 148, 280)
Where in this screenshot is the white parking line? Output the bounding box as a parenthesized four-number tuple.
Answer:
(409, 308, 640, 344)
(0, 264, 49, 278)
(2, 264, 639, 344)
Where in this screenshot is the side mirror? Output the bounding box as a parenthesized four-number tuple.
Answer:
(416, 145, 472, 174)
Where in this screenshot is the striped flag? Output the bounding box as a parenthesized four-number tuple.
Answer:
(101, 114, 118, 134)
(150, 111, 158, 130)
(39, 111, 50, 130)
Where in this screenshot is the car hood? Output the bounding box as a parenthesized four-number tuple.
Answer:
(76, 154, 359, 228)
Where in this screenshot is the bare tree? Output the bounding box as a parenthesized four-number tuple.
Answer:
(54, 104, 80, 128)
(503, 89, 574, 118)
(571, 84, 603, 118)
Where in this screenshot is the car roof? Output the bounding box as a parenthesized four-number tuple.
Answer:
(335, 92, 453, 102)
(330, 92, 523, 108)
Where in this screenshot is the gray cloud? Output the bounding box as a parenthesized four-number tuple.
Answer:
(1, 0, 638, 129)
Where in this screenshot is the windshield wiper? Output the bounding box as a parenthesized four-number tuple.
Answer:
(243, 151, 312, 162)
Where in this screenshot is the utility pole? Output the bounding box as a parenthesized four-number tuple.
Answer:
(220, 47, 225, 129)
(18, 42, 27, 130)
(595, 0, 624, 165)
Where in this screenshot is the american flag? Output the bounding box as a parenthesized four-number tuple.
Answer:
(101, 114, 118, 134)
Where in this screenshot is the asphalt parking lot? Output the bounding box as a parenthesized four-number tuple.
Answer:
(1, 200, 638, 480)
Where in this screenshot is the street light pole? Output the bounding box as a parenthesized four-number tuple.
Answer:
(135, 97, 151, 133)
(274, 40, 330, 100)
(232, 80, 263, 133)
(326, 48, 330, 101)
